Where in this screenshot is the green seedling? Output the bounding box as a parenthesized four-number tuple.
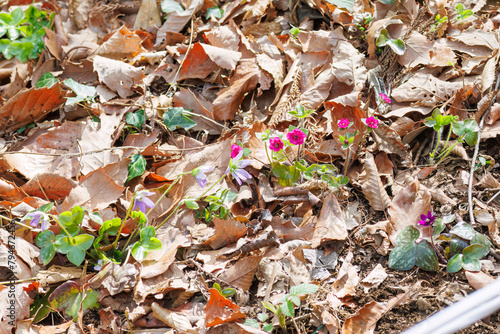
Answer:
(376, 29, 405, 55)
(456, 4, 474, 20)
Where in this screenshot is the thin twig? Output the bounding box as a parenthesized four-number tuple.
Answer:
(468, 72, 500, 224)
(167, 19, 195, 96)
(0, 145, 204, 157)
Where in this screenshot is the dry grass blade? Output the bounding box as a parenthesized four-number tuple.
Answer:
(359, 152, 391, 211)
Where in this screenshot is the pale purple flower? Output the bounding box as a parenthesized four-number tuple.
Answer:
(365, 116, 379, 129)
(25, 211, 50, 232)
(418, 211, 435, 227)
(231, 144, 242, 158)
(338, 119, 350, 129)
(226, 150, 252, 185)
(287, 129, 306, 145)
(379, 93, 391, 104)
(133, 190, 155, 213)
(269, 137, 284, 152)
(192, 166, 213, 188)
(94, 259, 104, 271)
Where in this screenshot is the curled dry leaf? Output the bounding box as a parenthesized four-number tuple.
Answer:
(203, 217, 247, 250)
(93, 55, 143, 98)
(332, 252, 359, 298)
(465, 271, 495, 290)
(151, 302, 195, 333)
(218, 254, 265, 291)
(359, 153, 391, 212)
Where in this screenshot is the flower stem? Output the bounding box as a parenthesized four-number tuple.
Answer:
(429, 128, 442, 164)
(343, 147, 351, 176)
(155, 174, 226, 230)
(50, 215, 72, 237)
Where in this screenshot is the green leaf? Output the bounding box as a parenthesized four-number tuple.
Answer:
(30, 287, 54, 323)
(387, 38, 406, 55)
(36, 72, 58, 88)
(161, 0, 184, 13)
(395, 226, 420, 246)
(377, 0, 394, 4)
(415, 240, 438, 271)
(290, 283, 319, 296)
(280, 300, 295, 317)
(388, 242, 417, 270)
(36, 230, 55, 266)
(448, 238, 468, 258)
(272, 163, 301, 187)
(163, 107, 197, 131)
(432, 218, 445, 237)
(243, 319, 260, 328)
(126, 109, 146, 129)
(453, 119, 479, 146)
(262, 301, 277, 314)
(99, 218, 121, 236)
(462, 244, 486, 260)
(206, 6, 224, 20)
(376, 29, 389, 47)
(58, 206, 84, 236)
(38, 203, 54, 213)
(81, 289, 100, 312)
(54, 234, 94, 266)
(48, 281, 99, 319)
(184, 199, 199, 210)
(462, 256, 481, 272)
(450, 222, 476, 240)
(470, 233, 491, 258)
(447, 253, 463, 273)
(257, 312, 268, 322)
(126, 154, 146, 184)
(63, 78, 96, 105)
(263, 324, 274, 332)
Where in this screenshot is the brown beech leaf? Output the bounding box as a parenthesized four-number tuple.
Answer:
(388, 178, 431, 245)
(218, 254, 264, 291)
(213, 59, 262, 121)
(203, 217, 247, 250)
(0, 83, 65, 132)
(312, 193, 348, 247)
(465, 271, 495, 290)
(95, 26, 146, 59)
(21, 173, 76, 200)
(332, 252, 359, 298)
(372, 122, 410, 159)
(93, 55, 143, 98)
(204, 288, 245, 328)
(0, 178, 24, 201)
(61, 168, 125, 211)
(158, 0, 202, 33)
(133, 0, 162, 31)
(0, 282, 32, 334)
(177, 43, 219, 80)
(342, 283, 418, 334)
(359, 153, 391, 211)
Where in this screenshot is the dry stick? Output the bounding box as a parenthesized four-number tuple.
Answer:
(468, 72, 500, 224)
(0, 145, 204, 157)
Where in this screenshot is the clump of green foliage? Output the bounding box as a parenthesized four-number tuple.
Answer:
(0, 5, 54, 62)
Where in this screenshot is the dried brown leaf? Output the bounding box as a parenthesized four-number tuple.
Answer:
(95, 26, 146, 59)
(372, 122, 410, 158)
(359, 153, 391, 211)
(151, 302, 195, 333)
(311, 193, 348, 247)
(93, 56, 143, 98)
(21, 173, 76, 200)
(219, 254, 264, 291)
(0, 83, 65, 132)
(465, 271, 495, 290)
(204, 217, 247, 250)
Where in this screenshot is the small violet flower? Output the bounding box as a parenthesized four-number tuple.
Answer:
(287, 128, 306, 145)
(338, 119, 350, 129)
(418, 211, 435, 227)
(269, 137, 284, 152)
(94, 259, 104, 271)
(25, 211, 50, 232)
(133, 190, 155, 213)
(365, 116, 379, 129)
(192, 166, 213, 188)
(226, 150, 252, 185)
(379, 93, 392, 104)
(230, 144, 242, 158)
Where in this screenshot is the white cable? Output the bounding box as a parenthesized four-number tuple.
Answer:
(402, 278, 500, 334)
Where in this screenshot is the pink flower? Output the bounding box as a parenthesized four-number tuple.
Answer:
(231, 144, 242, 158)
(365, 116, 379, 129)
(379, 93, 391, 104)
(269, 137, 284, 152)
(24, 211, 50, 232)
(418, 211, 435, 227)
(192, 166, 213, 188)
(133, 190, 155, 213)
(287, 129, 306, 145)
(337, 119, 350, 129)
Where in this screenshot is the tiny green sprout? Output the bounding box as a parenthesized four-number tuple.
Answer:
(289, 104, 314, 119)
(289, 26, 300, 38)
(206, 6, 223, 20)
(456, 4, 474, 20)
(435, 14, 448, 24)
(213, 283, 235, 298)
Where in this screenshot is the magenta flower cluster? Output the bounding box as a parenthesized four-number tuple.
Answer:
(269, 137, 284, 152)
(287, 129, 306, 145)
(365, 116, 379, 129)
(418, 211, 435, 226)
(338, 119, 350, 129)
(379, 93, 391, 104)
